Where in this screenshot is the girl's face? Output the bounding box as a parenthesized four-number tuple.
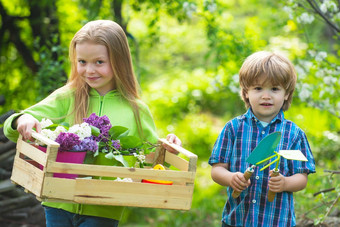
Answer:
(76, 42, 114, 96)
(246, 77, 288, 123)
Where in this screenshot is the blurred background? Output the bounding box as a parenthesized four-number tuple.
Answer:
(0, 0, 339, 226)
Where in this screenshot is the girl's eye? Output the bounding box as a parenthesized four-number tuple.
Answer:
(78, 60, 86, 64)
(96, 60, 104, 64)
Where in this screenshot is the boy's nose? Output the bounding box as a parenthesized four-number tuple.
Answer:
(261, 91, 271, 99)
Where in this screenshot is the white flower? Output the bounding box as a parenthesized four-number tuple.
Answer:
(134, 153, 146, 164)
(114, 177, 133, 182)
(41, 129, 58, 141)
(69, 122, 92, 140)
(40, 118, 53, 129)
(315, 51, 327, 62)
(183, 2, 197, 18)
(298, 83, 312, 101)
(297, 13, 314, 24)
(320, 1, 338, 13)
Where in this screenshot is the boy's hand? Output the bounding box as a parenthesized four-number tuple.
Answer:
(230, 172, 251, 192)
(268, 170, 285, 192)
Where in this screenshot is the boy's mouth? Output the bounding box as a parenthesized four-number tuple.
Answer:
(260, 103, 273, 106)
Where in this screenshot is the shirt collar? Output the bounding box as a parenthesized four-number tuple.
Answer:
(243, 108, 284, 124)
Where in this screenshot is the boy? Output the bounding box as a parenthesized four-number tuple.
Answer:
(209, 51, 315, 227)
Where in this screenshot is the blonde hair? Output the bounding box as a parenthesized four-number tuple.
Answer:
(239, 51, 297, 111)
(67, 20, 144, 137)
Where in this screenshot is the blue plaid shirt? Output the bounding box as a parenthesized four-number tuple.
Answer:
(209, 109, 316, 227)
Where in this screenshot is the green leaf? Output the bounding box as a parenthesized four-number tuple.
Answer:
(60, 122, 69, 127)
(109, 126, 129, 139)
(90, 125, 101, 137)
(107, 154, 130, 167)
(120, 136, 142, 149)
(44, 123, 68, 131)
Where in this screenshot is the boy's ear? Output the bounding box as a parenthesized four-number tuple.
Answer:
(284, 93, 289, 100)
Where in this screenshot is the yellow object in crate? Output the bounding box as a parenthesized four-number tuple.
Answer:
(10, 131, 197, 210)
(142, 164, 173, 185)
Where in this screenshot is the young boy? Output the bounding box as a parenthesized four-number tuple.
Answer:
(209, 51, 315, 227)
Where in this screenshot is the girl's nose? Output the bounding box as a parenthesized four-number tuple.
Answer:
(86, 64, 95, 73)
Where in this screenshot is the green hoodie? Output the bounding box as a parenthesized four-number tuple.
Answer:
(4, 86, 158, 220)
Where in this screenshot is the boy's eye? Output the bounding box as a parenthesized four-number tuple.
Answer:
(272, 87, 280, 91)
(254, 87, 262, 91)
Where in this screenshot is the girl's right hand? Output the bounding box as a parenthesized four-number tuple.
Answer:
(16, 114, 41, 141)
(230, 172, 251, 192)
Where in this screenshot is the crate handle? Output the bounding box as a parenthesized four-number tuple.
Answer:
(158, 138, 197, 159)
(158, 138, 198, 173)
(30, 130, 59, 147)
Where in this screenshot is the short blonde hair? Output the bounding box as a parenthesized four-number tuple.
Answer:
(239, 51, 297, 111)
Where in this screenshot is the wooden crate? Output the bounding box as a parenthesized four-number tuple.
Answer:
(11, 132, 197, 210)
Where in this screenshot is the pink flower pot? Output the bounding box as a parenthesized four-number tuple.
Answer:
(38, 146, 86, 179)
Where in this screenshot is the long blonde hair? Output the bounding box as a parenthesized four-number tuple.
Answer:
(67, 20, 143, 137)
(239, 51, 297, 111)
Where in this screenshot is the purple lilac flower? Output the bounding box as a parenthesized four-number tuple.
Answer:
(56, 132, 81, 151)
(112, 140, 121, 150)
(84, 113, 112, 142)
(73, 137, 98, 152)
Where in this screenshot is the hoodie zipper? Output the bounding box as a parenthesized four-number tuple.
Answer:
(99, 95, 104, 116)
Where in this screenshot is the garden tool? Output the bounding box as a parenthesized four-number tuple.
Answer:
(265, 149, 308, 202)
(232, 131, 281, 198)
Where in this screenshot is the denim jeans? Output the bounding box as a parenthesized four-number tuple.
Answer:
(44, 206, 119, 227)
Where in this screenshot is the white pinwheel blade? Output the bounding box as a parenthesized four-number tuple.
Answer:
(278, 150, 308, 161)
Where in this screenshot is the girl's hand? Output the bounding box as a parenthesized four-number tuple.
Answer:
(16, 114, 41, 141)
(163, 133, 182, 154)
(230, 172, 251, 192)
(268, 170, 285, 193)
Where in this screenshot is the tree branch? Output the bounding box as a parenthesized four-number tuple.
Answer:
(306, 0, 340, 33)
(0, 2, 38, 73)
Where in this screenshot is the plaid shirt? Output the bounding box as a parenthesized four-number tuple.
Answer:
(209, 109, 316, 227)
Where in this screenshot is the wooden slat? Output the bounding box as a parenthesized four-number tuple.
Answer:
(18, 141, 47, 166)
(42, 177, 76, 201)
(31, 131, 59, 147)
(73, 179, 193, 210)
(11, 156, 44, 197)
(165, 151, 189, 171)
(46, 162, 195, 183)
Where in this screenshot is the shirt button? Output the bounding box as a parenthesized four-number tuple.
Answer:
(252, 200, 256, 203)
(256, 176, 259, 180)
(262, 131, 265, 134)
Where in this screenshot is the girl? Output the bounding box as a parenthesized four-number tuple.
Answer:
(4, 20, 181, 227)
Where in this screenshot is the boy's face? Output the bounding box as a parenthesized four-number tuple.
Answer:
(246, 77, 288, 123)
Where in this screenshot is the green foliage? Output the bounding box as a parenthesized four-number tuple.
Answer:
(35, 34, 68, 100)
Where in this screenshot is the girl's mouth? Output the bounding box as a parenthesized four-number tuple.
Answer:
(87, 76, 100, 81)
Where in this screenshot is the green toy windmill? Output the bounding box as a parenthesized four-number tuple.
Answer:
(232, 132, 308, 202)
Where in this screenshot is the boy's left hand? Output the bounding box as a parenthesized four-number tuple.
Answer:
(268, 170, 285, 193)
(163, 134, 182, 155)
